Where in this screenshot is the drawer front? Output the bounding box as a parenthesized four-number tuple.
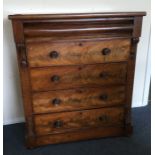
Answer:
(27, 39, 131, 67)
(33, 86, 125, 114)
(30, 63, 127, 91)
(34, 107, 125, 136)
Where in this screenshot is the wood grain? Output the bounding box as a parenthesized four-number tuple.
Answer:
(32, 86, 125, 114)
(30, 62, 127, 92)
(27, 39, 131, 67)
(11, 20, 36, 147)
(24, 18, 133, 30)
(34, 107, 125, 136)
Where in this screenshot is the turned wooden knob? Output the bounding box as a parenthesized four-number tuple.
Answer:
(99, 72, 109, 78)
(99, 94, 108, 100)
(102, 48, 111, 55)
(52, 98, 61, 106)
(99, 115, 108, 122)
(53, 120, 63, 128)
(51, 75, 60, 82)
(49, 51, 59, 58)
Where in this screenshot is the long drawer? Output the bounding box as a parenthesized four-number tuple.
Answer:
(30, 62, 127, 92)
(32, 86, 125, 114)
(27, 39, 131, 67)
(34, 107, 125, 136)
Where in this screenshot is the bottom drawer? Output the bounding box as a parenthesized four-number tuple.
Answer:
(34, 107, 125, 136)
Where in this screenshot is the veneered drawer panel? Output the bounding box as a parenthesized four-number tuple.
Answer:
(27, 39, 131, 67)
(34, 107, 125, 136)
(30, 62, 127, 91)
(32, 86, 125, 114)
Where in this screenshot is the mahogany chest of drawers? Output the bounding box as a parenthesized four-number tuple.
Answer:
(9, 12, 146, 148)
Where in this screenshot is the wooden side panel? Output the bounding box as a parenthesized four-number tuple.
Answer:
(124, 16, 143, 133)
(12, 20, 25, 43)
(27, 39, 131, 67)
(132, 17, 143, 37)
(34, 107, 125, 136)
(125, 37, 139, 129)
(11, 20, 35, 145)
(30, 63, 127, 92)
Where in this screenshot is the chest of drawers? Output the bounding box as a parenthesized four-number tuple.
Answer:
(9, 12, 146, 148)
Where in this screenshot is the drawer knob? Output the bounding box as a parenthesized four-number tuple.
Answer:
(102, 48, 111, 55)
(100, 94, 108, 100)
(100, 72, 109, 79)
(51, 75, 60, 82)
(53, 120, 63, 128)
(49, 51, 59, 59)
(99, 115, 108, 122)
(52, 98, 61, 106)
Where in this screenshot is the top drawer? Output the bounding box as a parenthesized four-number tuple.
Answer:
(26, 39, 131, 67)
(23, 17, 134, 40)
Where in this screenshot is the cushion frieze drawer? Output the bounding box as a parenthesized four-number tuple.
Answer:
(27, 39, 131, 67)
(30, 62, 127, 92)
(34, 107, 125, 136)
(32, 86, 126, 114)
